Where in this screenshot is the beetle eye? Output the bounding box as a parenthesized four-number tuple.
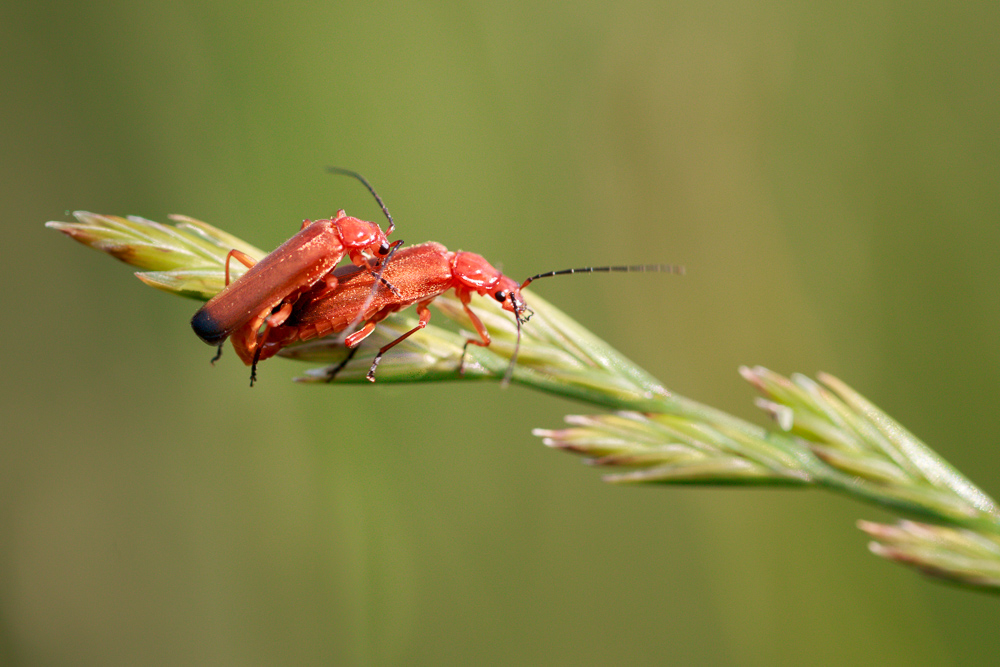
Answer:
(493, 290, 507, 303)
(377, 242, 390, 256)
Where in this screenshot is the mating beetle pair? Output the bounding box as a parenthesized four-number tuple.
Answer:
(191, 170, 680, 385)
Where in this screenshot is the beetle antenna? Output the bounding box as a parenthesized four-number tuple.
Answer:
(326, 167, 395, 236)
(501, 309, 523, 388)
(500, 264, 680, 386)
(343, 239, 405, 341)
(519, 263, 684, 290)
(328, 167, 404, 341)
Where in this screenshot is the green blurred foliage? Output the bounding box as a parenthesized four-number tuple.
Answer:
(3, 0, 1000, 665)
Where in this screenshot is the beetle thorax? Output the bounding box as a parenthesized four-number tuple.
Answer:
(451, 251, 502, 293)
(336, 215, 381, 249)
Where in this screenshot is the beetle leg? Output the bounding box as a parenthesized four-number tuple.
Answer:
(250, 343, 263, 387)
(324, 312, 376, 382)
(265, 301, 294, 329)
(456, 292, 492, 376)
(245, 300, 300, 386)
(365, 300, 434, 382)
(344, 321, 378, 348)
(324, 346, 360, 382)
(224, 249, 257, 286)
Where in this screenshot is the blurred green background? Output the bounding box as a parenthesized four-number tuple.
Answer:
(3, 1, 1000, 665)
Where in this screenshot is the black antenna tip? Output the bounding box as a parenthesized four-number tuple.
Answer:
(324, 166, 395, 234)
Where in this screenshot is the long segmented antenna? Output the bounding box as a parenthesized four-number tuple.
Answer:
(352, 237, 405, 322)
(327, 167, 405, 344)
(520, 263, 684, 290)
(501, 263, 685, 388)
(500, 314, 524, 388)
(326, 166, 395, 236)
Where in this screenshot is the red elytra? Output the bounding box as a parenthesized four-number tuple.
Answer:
(230, 242, 526, 384)
(189, 210, 397, 354)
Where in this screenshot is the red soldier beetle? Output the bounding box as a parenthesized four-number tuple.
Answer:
(234, 241, 682, 385)
(190, 169, 404, 372)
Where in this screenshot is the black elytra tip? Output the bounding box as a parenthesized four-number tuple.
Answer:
(190, 308, 228, 345)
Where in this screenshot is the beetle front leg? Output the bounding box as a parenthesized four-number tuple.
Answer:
(457, 295, 492, 376)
